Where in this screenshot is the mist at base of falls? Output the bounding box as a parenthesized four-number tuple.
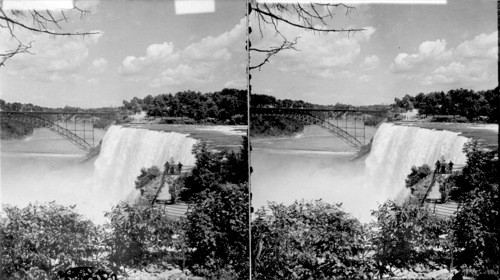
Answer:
(1, 126, 197, 223)
(252, 124, 469, 223)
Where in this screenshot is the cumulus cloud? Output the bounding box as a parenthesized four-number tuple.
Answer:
(118, 18, 246, 89)
(358, 75, 372, 82)
(1, 29, 103, 83)
(224, 79, 246, 89)
(390, 31, 497, 87)
(250, 22, 376, 78)
(90, 58, 108, 73)
(360, 55, 380, 70)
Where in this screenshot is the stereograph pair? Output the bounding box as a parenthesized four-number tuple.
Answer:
(0, 0, 498, 279)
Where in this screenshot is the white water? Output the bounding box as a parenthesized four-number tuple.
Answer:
(92, 126, 197, 202)
(1, 126, 197, 223)
(252, 123, 469, 223)
(363, 123, 468, 204)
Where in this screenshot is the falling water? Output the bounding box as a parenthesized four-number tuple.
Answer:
(92, 125, 197, 202)
(363, 123, 468, 203)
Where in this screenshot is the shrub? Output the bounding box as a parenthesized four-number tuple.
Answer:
(1, 202, 105, 279)
(135, 166, 161, 193)
(92, 118, 115, 129)
(405, 164, 432, 188)
(453, 187, 499, 276)
(185, 183, 249, 280)
(451, 141, 499, 275)
(364, 116, 385, 127)
(371, 201, 452, 272)
(252, 200, 375, 280)
(180, 138, 248, 202)
(451, 141, 498, 201)
(104, 202, 186, 268)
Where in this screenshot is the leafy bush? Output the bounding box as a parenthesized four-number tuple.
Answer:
(252, 200, 375, 280)
(364, 116, 385, 127)
(180, 138, 248, 201)
(405, 164, 432, 188)
(451, 141, 499, 275)
(1, 202, 105, 279)
(453, 187, 499, 276)
(371, 201, 452, 272)
(104, 202, 185, 268)
(92, 118, 115, 129)
(135, 166, 161, 193)
(451, 141, 498, 201)
(185, 183, 249, 280)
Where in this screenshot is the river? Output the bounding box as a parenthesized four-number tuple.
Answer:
(251, 123, 497, 223)
(0, 125, 246, 223)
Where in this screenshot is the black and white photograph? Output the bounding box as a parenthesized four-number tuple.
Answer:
(1, 0, 499, 280)
(249, 1, 498, 279)
(1, 1, 249, 279)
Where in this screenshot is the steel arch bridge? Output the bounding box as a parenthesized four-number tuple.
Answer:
(251, 107, 388, 149)
(0, 111, 113, 151)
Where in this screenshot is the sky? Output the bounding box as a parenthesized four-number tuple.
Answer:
(0, 1, 497, 108)
(0, 0, 246, 108)
(250, 0, 498, 106)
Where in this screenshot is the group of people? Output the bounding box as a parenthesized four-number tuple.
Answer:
(435, 159, 454, 174)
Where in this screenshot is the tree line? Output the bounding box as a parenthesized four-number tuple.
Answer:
(250, 93, 390, 136)
(394, 87, 499, 122)
(122, 88, 247, 125)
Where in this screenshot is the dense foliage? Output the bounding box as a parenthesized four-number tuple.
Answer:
(122, 88, 247, 125)
(405, 164, 432, 188)
(185, 183, 249, 280)
(450, 142, 499, 275)
(451, 141, 498, 201)
(393, 87, 499, 122)
(0, 99, 119, 116)
(250, 115, 304, 136)
(177, 137, 249, 279)
(252, 201, 375, 279)
(371, 201, 452, 272)
(135, 166, 161, 192)
(1, 203, 104, 279)
(104, 203, 186, 268)
(180, 137, 249, 201)
(0, 121, 34, 139)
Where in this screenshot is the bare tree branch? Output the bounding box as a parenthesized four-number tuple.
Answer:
(249, 38, 298, 71)
(0, 42, 34, 67)
(249, 1, 364, 71)
(0, 5, 98, 67)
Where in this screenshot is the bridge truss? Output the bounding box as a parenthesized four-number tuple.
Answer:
(251, 108, 387, 149)
(0, 111, 112, 151)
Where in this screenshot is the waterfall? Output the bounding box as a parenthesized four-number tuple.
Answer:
(92, 125, 197, 202)
(363, 123, 468, 203)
